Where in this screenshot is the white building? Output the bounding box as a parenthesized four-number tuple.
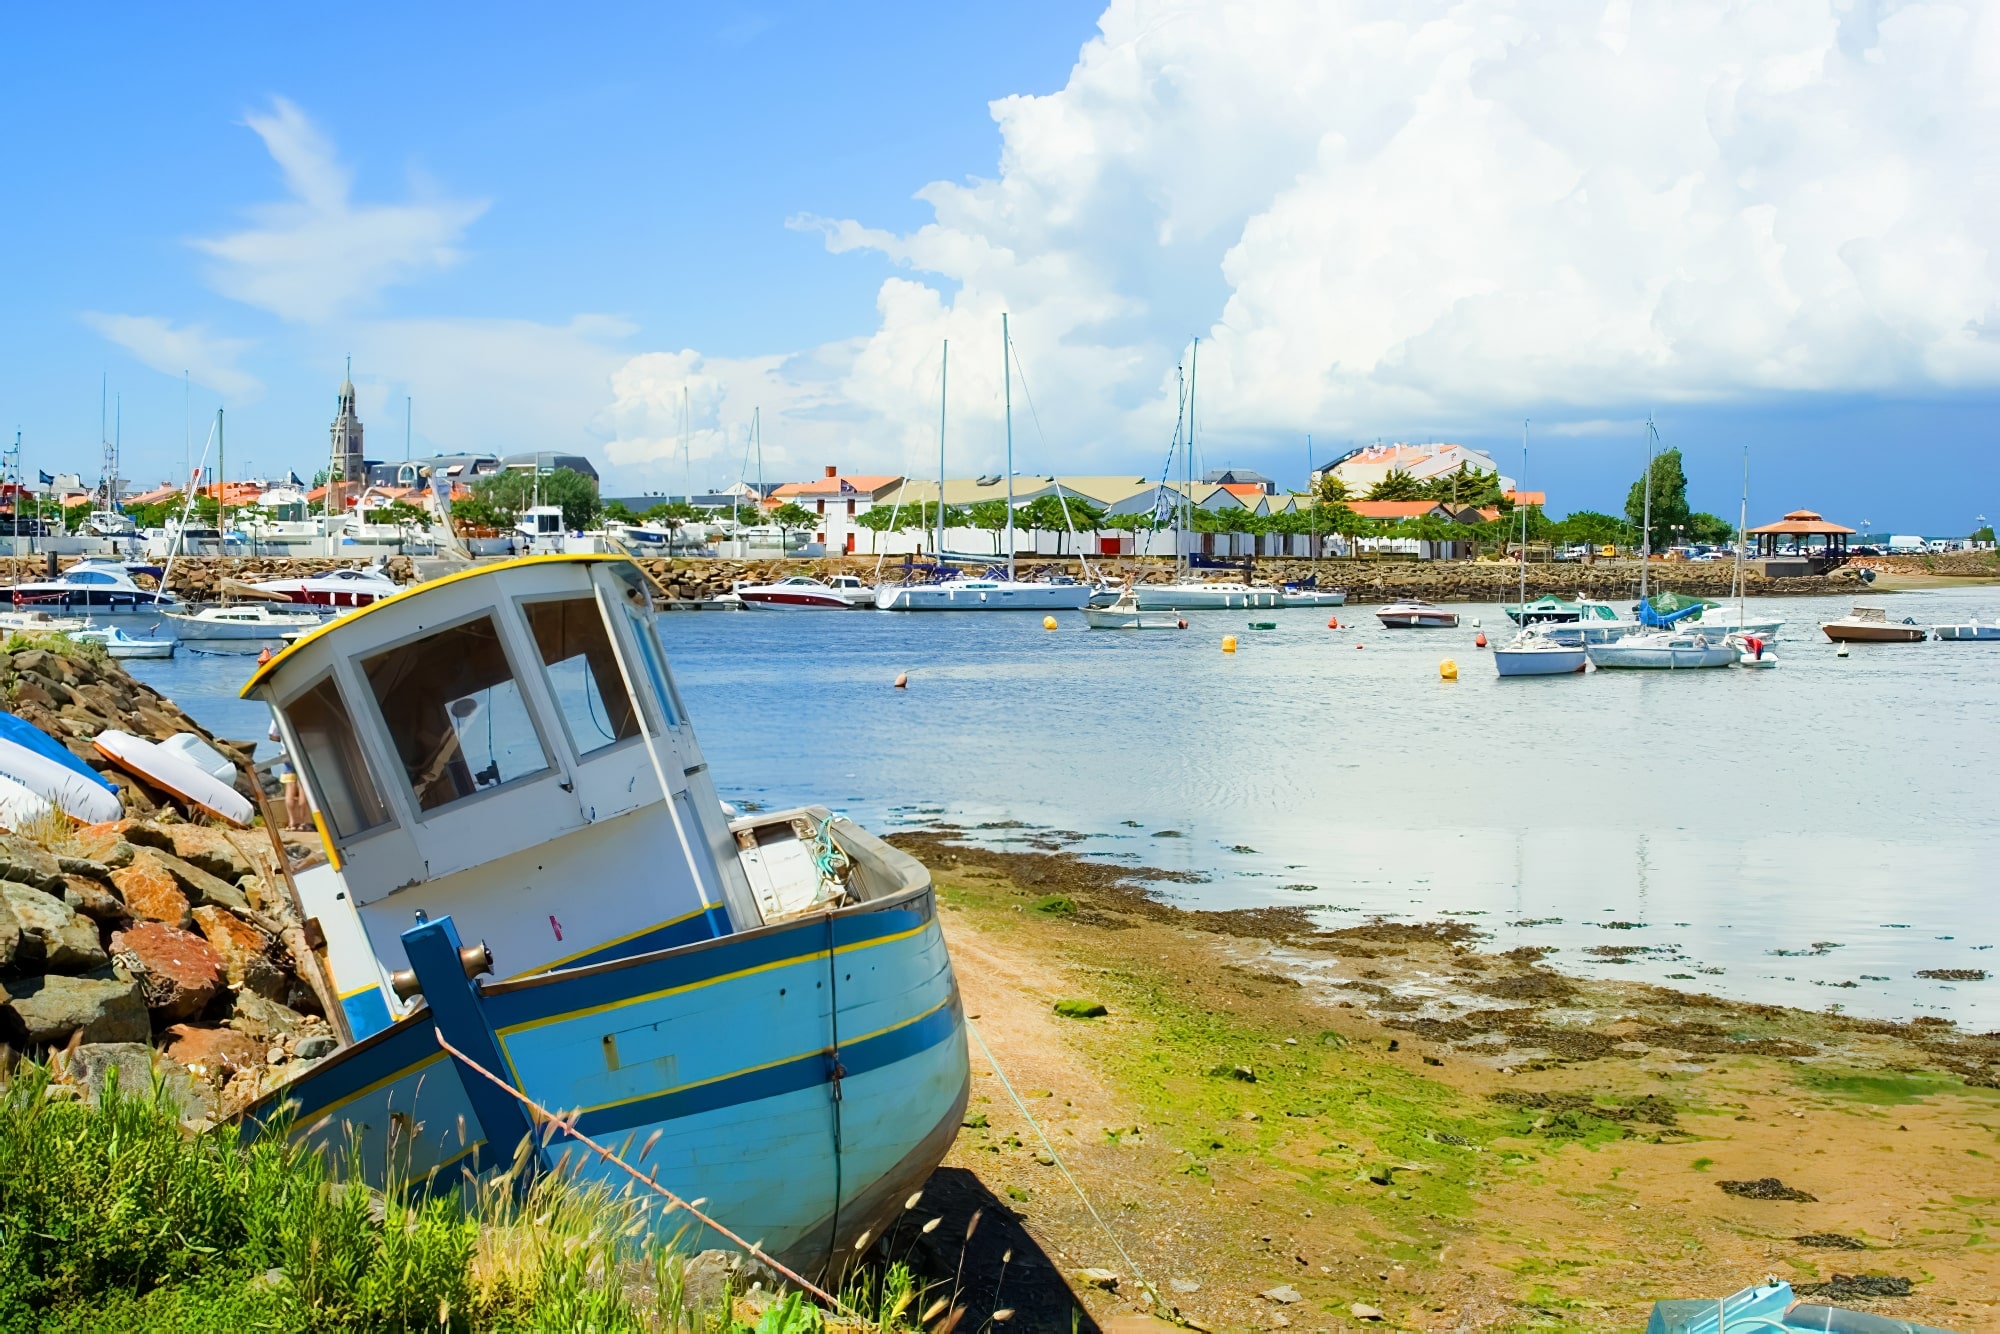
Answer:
(1313, 442, 1515, 496)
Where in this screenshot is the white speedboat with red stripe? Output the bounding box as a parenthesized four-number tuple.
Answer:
(252, 564, 401, 608)
(734, 574, 875, 609)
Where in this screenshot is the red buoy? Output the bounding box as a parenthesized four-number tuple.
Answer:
(1177, 618, 1188, 629)
(1475, 632, 1488, 648)
(1327, 616, 1339, 629)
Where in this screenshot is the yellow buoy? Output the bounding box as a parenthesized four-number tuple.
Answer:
(1222, 635, 1238, 654)
(1439, 658, 1458, 681)
(1043, 615, 1058, 630)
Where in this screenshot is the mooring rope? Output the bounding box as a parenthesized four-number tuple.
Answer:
(963, 1018, 1158, 1309)
(432, 1030, 852, 1313)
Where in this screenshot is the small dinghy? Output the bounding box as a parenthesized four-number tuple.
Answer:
(71, 624, 176, 659)
(0, 714, 123, 824)
(1085, 587, 1185, 629)
(92, 729, 254, 826)
(1731, 633, 1778, 668)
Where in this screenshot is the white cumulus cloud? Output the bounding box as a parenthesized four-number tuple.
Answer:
(192, 98, 488, 324)
(80, 313, 262, 401)
(745, 0, 2000, 469)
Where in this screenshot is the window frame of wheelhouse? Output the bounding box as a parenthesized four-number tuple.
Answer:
(258, 558, 757, 1028)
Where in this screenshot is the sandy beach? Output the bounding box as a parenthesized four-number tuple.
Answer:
(891, 831, 2000, 1333)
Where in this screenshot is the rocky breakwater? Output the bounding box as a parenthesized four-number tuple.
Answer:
(0, 816, 339, 1121)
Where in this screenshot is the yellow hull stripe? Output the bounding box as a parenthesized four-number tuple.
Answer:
(302, 1049, 452, 1127)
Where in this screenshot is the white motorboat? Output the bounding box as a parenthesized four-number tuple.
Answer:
(1934, 618, 2000, 641)
(1133, 581, 1282, 610)
(1730, 632, 1779, 668)
(875, 577, 1092, 611)
(1492, 630, 1587, 676)
(1084, 588, 1186, 629)
(165, 603, 333, 641)
(1533, 600, 1639, 645)
(1821, 606, 1926, 644)
(1375, 598, 1459, 628)
(1278, 584, 1347, 608)
(2, 559, 181, 614)
(71, 624, 176, 659)
(252, 564, 401, 608)
(1690, 606, 1785, 639)
(735, 574, 876, 610)
(1585, 630, 1736, 670)
(0, 609, 89, 634)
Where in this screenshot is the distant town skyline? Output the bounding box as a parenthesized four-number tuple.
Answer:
(2, 2, 1995, 534)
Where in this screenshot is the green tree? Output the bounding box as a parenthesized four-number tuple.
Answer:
(1553, 509, 1630, 548)
(1973, 525, 1996, 545)
(967, 500, 1012, 554)
(601, 499, 639, 524)
(449, 495, 507, 532)
(1625, 448, 1692, 551)
(854, 506, 901, 534)
(1686, 511, 1735, 545)
(1365, 469, 1426, 501)
(470, 467, 599, 531)
(1420, 464, 1503, 508)
(768, 502, 818, 550)
(366, 499, 432, 529)
(1312, 472, 1351, 505)
(1018, 494, 1106, 554)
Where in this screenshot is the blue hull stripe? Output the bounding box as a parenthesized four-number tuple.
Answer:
(248, 1015, 447, 1131)
(568, 990, 963, 1138)
(540, 904, 732, 973)
(482, 898, 935, 1033)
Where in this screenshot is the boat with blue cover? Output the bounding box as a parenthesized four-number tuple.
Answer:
(239, 554, 968, 1280)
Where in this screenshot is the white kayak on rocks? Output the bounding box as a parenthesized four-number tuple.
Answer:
(0, 715, 124, 824)
(91, 729, 254, 827)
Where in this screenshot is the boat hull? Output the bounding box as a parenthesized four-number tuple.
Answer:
(1376, 612, 1459, 628)
(165, 614, 330, 640)
(248, 887, 969, 1280)
(1084, 608, 1185, 629)
(1821, 624, 1925, 643)
(1493, 646, 1587, 676)
(1585, 640, 1736, 669)
(738, 592, 862, 610)
(1935, 623, 2000, 641)
(876, 583, 1092, 610)
(1132, 585, 1281, 610)
(1278, 590, 1346, 608)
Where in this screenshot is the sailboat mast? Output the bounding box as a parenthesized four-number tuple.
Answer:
(1735, 447, 1749, 624)
(1640, 418, 1655, 604)
(681, 386, 691, 503)
(217, 408, 226, 541)
(1186, 337, 1199, 579)
(937, 339, 948, 559)
(1002, 313, 1016, 581)
(1519, 420, 1530, 612)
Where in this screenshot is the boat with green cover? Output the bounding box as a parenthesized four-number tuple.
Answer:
(1504, 594, 1581, 624)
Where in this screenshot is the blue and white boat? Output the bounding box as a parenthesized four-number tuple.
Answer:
(241, 555, 968, 1278)
(3, 559, 181, 615)
(1492, 629, 1587, 676)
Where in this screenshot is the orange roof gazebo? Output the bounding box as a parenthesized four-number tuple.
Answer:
(1745, 509, 1856, 560)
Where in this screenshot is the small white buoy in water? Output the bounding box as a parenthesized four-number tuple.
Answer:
(1836, 644, 1849, 658)
(894, 672, 909, 688)
(1470, 617, 1481, 629)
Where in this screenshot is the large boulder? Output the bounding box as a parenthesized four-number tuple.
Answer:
(0, 835, 65, 890)
(69, 823, 137, 868)
(165, 825, 255, 881)
(159, 1023, 267, 1077)
(111, 921, 224, 1021)
(191, 905, 286, 1000)
(52, 1042, 215, 1120)
(1, 881, 109, 972)
(150, 850, 252, 915)
(109, 851, 193, 929)
(3, 973, 150, 1045)
(60, 874, 126, 924)
(226, 992, 308, 1039)
(0, 898, 17, 969)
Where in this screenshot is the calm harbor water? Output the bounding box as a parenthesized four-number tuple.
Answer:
(128, 586, 2000, 1027)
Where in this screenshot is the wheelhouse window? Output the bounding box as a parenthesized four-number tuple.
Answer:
(361, 614, 550, 813)
(283, 676, 390, 838)
(524, 597, 638, 756)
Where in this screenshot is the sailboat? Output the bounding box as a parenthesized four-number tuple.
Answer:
(1493, 423, 1586, 676)
(876, 318, 1093, 611)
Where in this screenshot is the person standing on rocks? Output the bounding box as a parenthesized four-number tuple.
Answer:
(268, 717, 311, 832)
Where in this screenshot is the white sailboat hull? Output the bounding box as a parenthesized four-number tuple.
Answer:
(1493, 644, 1587, 676)
(1134, 583, 1281, 610)
(1585, 634, 1737, 669)
(875, 581, 1092, 611)
(1084, 606, 1185, 629)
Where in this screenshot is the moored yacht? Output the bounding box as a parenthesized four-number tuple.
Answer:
(875, 574, 1092, 611)
(252, 564, 401, 608)
(240, 554, 967, 1278)
(1375, 597, 1459, 628)
(1585, 629, 1736, 669)
(1820, 605, 1926, 643)
(1132, 580, 1282, 610)
(164, 603, 333, 641)
(3, 559, 181, 614)
(735, 574, 876, 609)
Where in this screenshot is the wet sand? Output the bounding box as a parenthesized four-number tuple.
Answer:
(893, 831, 2000, 1333)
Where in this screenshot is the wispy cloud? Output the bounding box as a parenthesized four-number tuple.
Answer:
(80, 313, 261, 401)
(191, 98, 487, 323)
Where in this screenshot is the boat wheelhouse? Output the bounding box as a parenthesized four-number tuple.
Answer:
(242, 555, 967, 1276)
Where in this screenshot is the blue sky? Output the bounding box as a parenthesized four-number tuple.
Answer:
(3, 1, 1996, 534)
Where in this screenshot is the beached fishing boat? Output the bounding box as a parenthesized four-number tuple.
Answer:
(1375, 597, 1459, 628)
(1585, 630, 1735, 670)
(1821, 605, 1926, 643)
(240, 554, 967, 1279)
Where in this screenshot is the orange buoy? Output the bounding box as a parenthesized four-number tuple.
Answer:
(256, 647, 273, 665)
(1475, 632, 1488, 648)
(1327, 616, 1339, 629)
(893, 672, 908, 689)
(1176, 618, 1188, 629)
(1355, 643, 1364, 650)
